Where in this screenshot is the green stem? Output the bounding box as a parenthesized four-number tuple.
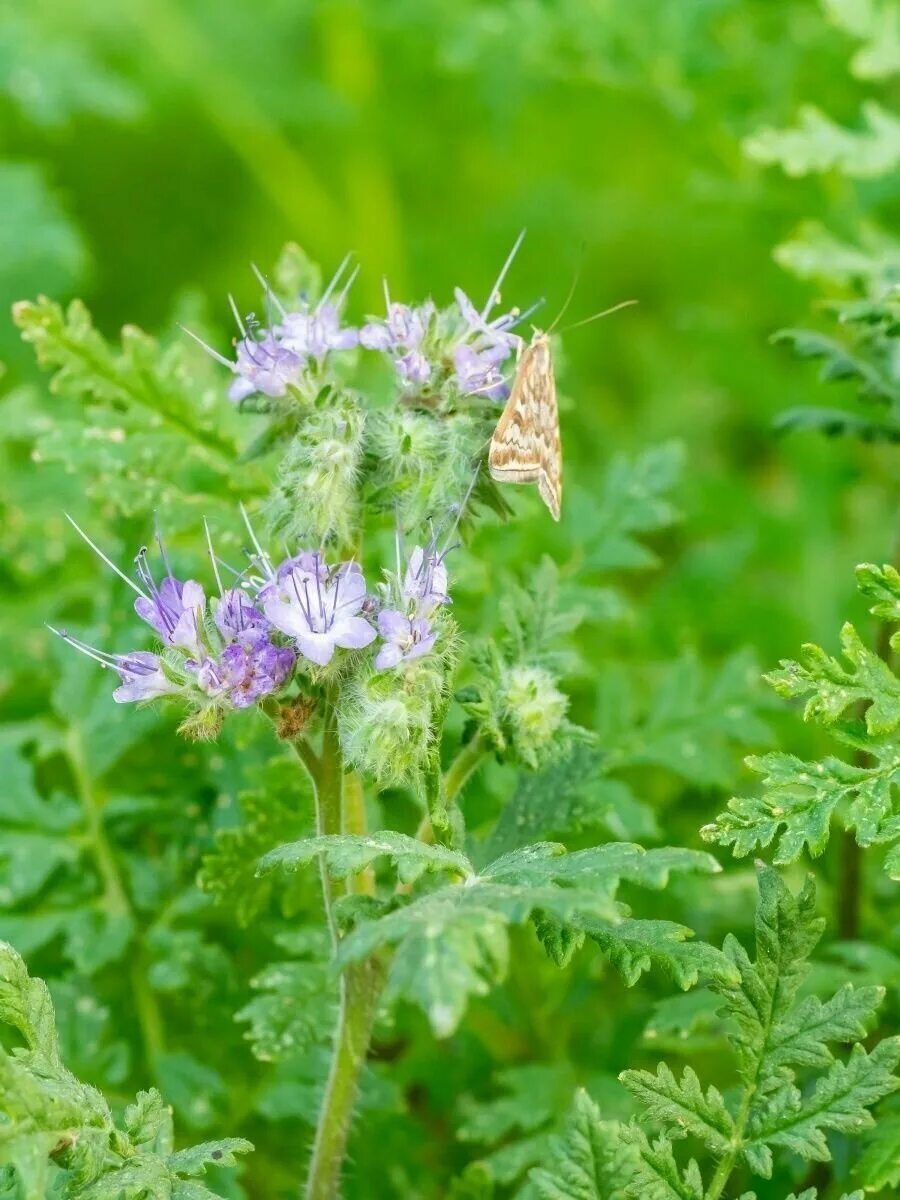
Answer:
(305, 956, 387, 1200)
(65, 726, 165, 1071)
(443, 734, 487, 806)
(294, 688, 388, 1200)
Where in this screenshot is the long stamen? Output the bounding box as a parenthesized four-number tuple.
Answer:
(239, 503, 274, 578)
(228, 294, 247, 338)
(155, 517, 175, 579)
(333, 263, 360, 313)
(481, 228, 526, 322)
(178, 325, 234, 369)
(65, 514, 149, 599)
(382, 276, 391, 313)
(47, 626, 120, 671)
(135, 547, 176, 635)
(319, 253, 353, 310)
(251, 263, 287, 317)
(442, 465, 480, 554)
(204, 518, 224, 597)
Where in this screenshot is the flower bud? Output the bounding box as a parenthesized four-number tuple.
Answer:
(338, 657, 448, 787)
(268, 393, 364, 546)
(500, 664, 568, 769)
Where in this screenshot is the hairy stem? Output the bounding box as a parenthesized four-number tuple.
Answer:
(443, 734, 487, 806)
(65, 725, 166, 1073)
(297, 689, 387, 1200)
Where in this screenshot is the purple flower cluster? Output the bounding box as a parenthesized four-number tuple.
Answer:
(55, 509, 458, 718)
(182, 258, 360, 404)
(184, 234, 533, 405)
(53, 518, 298, 711)
(374, 543, 452, 671)
(359, 285, 519, 399)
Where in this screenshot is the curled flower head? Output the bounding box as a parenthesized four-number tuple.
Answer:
(374, 610, 437, 671)
(261, 553, 376, 667)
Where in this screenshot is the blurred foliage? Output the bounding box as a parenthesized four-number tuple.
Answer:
(2, 0, 900, 1197)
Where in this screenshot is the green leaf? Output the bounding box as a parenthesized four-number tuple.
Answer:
(529, 1090, 625, 1199)
(485, 743, 659, 860)
(766, 624, 900, 734)
(579, 441, 683, 572)
(167, 1138, 255, 1176)
(200, 757, 315, 925)
(599, 651, 771, 789)
(0, 943, 251, 1197)
(618, 1064, 734, 1154)
(771, 329, 900, 406)
(745, 1038, 900, 1166)
(259, 830, 473, 885)
(855, 1106, 900, 1189)
(745, 101, 900, 178)
(235, 929, 336, 1062)
(325, 841, 717, 1035)
(617, 1126, 704, 1200)
(822, 0, 900, 80)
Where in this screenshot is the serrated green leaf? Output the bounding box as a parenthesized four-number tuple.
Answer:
(258, 830, 473, 885)
(745, 101, 900, 178)
(529, 1090, 625, 1199)
(619, 1064, 734, 1153)
(334, 842, 717, 1035)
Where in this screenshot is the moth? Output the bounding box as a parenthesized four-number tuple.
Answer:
(488, 331, 562, 521)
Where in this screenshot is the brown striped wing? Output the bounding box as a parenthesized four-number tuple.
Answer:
(488, 333, 562, 521)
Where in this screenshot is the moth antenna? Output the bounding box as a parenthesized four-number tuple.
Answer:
(558, 299, 638, 335)
(544, 251, 585, 336)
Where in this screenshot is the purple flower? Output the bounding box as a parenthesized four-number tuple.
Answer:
(214, 588, 266, 640)
(112, 651, 179, 703)
(374, 610, 436, 671)
(228, 333, 305, 403)
(132, 553, 206, 660)
(403, 545, 451, 616)
(223, 635, 296, 707)
(261, 555, 376, 667)
(278, 303, 359, 359)
(450, 287, 518, 398)
(360, 301, 434, 353)
(48, 628, 180, 705)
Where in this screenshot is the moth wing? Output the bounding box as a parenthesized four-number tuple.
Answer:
(534, 347, 562, 521)
(488, 342, 544, 483)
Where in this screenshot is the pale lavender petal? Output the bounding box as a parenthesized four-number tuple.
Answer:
(333, 616, 377, 651)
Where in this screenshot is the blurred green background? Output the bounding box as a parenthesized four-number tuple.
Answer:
(1, 2, 899, 1196)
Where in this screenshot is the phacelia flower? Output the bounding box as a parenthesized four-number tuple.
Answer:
(133, 547, 206, 659)
(228, 333, 305, 403)
(374, 610, 437, 670)
(191, 633, 295, 709)
(57, 515, 300, 718)
(261, 553, 376, 667)
(278, 303, 359, 359)
(48, 630, 179, 706)
(214, 587, 267, 640)
(402, 544, 451, 616)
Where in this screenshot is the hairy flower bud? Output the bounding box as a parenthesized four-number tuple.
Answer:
(338, 651, 451, 787)
(267, 394, 365, 546)
(500, 664, 569, 769)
